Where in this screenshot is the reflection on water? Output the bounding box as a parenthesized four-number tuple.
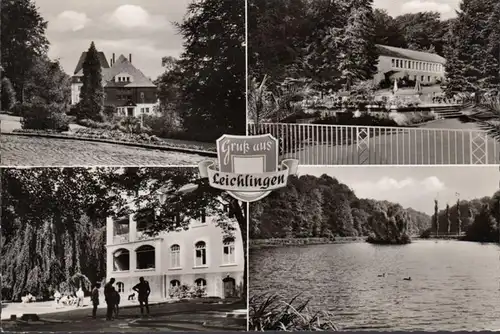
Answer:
(250, 240, 500, 331)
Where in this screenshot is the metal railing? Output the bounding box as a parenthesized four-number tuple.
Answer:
(248, 123, 499, 165)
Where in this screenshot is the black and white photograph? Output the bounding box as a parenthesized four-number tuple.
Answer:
(0, 167, 247, 331)
(0, 0, 245, 166)
(247, 0, 500, 165)
(249, 165, 500, 331)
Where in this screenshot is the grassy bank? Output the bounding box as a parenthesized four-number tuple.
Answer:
(250, 237, 365, 249)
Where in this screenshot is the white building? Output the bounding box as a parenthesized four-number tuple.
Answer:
(105, 201, 245, 300)
(373, 44, 446, 85)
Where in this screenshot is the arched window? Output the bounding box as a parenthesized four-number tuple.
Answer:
(195, 278, 207, 287)
(195, 241, 207, 266)
(170, 244, 180, 268)
(170, 280, 181, 288)
(116, 282, 125, 293)
(136, 245, 155, 269)
(113, 248, 130, 271)
(222, 237, 235, 264)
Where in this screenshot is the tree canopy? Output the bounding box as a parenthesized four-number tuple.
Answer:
(1, 168, 246, 301)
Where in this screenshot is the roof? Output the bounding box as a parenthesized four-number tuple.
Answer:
(376, 44, 446, 64)
(73, 51, 110, 74)
(74, 54, 156, 88)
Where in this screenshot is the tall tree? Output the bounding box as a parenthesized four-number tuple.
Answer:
(0, 0, 49, 102)
(372, 9, 406, 47)
(444, 0, 499, 95)
(445, 204, 451, 233)
(433, 199, 439, 235)
(79, 42, 104, 120)
(24, 56, 71, 107)
(337, 0, 379, 90)
(177, 0, 245, 142)
(457, 199, 462, 235)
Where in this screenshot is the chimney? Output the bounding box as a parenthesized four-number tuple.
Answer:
(110, 58, 113, 66)
(112, 53, 115, 65)
(129, 54, 132, 63)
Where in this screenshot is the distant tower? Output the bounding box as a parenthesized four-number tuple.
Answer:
(434, 199, 439, 236)
(445, 204, 451, 234)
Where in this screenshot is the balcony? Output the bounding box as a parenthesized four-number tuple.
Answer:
(113, 233, 129, 244)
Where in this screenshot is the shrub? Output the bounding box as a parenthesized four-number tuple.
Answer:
(10, 103, 32, 117)
(21, 103, 70, 132)
(168, 284, 207, 299)
(249, 294, 338, 331)
(1, 77, 17, 111)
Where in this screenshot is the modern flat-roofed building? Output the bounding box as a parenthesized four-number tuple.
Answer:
(105, 197, 244, 300)
(373, 44, 446, 85)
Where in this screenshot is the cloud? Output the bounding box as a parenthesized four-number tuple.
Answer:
(106, 5, 172, 31)
(49, 11, 91, 32)
(401, 0, 453, 16)
(350, 176, 446, 204)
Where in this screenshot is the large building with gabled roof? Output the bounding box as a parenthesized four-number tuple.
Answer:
(71, 50, 159, 117)
(373, 44, 446, 85)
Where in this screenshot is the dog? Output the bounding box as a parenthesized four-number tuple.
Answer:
(128, 293, 135, 301)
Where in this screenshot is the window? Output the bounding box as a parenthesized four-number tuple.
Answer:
(391, 59, 395, 67)
(141, 108, 144, 113)
(421, 75, 424, 82)
(170, 244, 180, 268)
(116, 282, 125, 293)
(170, 280, 180, 288)
(195, 278, 207, 287)
(428, 76, 431, 82)
(195, 241, 207, 266)
(395, 59, 399, 67)
(136, 245, 155, 269)
(140, 92, 145, 100)
(127, 77, 130, 82)
(223, 237, 235, 264)
(113, 249, 130, 271)
(404, 60, 407, 68)
(146, 108, 150, 113)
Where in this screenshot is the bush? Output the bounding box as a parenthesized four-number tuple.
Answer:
(10, 103, 32, 117)
(250, 294, 338, 331)
(21, 103, 70, 132)
(169, 284, 207, 299)
(1, 77, 17, 111)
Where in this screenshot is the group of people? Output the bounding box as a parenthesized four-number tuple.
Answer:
(53, 288, 85, 307)
(91, 276, 151, 320)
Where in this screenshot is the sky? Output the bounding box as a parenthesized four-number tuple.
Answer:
(36, 0, 191, 79)
(374, 0, 460, 19)
(299, 166, 499, 215)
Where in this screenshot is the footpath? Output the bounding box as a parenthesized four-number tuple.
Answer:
(1, 298, 247, 332)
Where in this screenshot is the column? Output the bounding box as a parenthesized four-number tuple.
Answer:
(129, 213, 136, 242)
(106, 217, 114, 245)
(106, 249, 114, 278)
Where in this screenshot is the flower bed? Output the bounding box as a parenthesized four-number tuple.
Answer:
(11, 128, 217, 153)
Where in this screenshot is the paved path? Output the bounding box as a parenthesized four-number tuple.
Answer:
(1, 300, 245, 332)
(0, 135, 209, 166)
(282, 119, 499, 165)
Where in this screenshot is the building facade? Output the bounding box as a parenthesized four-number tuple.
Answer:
(105, 204, 244, 300)
(71, 51, 159, 117)
(373, 44, 446, 85)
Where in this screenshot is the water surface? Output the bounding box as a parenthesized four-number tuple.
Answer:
(250, 240, 500, 331)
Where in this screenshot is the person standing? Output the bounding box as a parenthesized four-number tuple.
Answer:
(104, 278, 116, 320)
(132, 277, 151, 317)
(114, 289, 121, 318)
(76, 287, 84, 307)
(91, 283, 100, 319)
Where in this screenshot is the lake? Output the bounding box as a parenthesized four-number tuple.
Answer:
(250, 240, 500, 331)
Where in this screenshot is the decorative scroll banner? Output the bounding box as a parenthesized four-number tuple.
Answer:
(199, 134, 299, 202)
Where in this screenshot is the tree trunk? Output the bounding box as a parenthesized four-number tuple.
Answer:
(230, 198, 247, 303)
